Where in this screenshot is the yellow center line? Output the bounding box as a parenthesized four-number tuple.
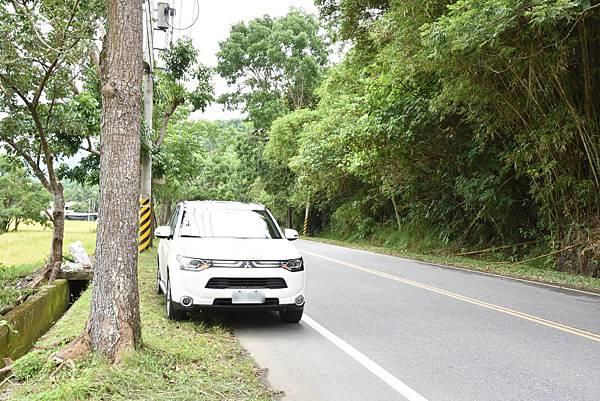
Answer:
(300, 249, 600, 343)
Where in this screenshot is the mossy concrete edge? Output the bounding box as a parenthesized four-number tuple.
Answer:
(0, 279, 69, 368)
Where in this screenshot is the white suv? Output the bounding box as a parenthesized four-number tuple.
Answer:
(155, 201, 305, 323)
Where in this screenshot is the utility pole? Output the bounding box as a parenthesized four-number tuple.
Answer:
(139, 0, 155, 252)
(139, 0, 175, 251)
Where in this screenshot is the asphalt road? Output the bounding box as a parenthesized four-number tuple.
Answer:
(228, 239, 600, 401)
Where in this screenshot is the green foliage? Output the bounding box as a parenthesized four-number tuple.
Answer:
(0, 155, 50, 232)
(63, 180, 99, 212)
(264, 109, 320, 165)
(56, 90, 102, 186)
(268, 0, 600, 276)
(153, 119, 254, 213)
(155, 38, 213, 121)
(162, 38, 199, 81)
(217, 8, 328, 130)
(330, 201, 376, 240)
(0, 0, 104, 169)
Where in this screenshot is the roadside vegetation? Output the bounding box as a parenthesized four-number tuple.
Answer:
(307, 232, 600, 292)
(4, 250, 273, 401)
(146, 1, 600, 288)
(170, 1, 599, 281)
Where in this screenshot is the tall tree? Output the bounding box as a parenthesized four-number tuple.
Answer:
(0, 0, 102, 280)
(90, 0, 143, 360)
(57, 0, 143, 362)
(217, 9, 327, 131)
(217, 9, 327, 224)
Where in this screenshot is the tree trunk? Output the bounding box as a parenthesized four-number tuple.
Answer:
(48, 184, 65, 282)
(89, 0, 143, 361)
(286, 206, 293, 229)
(159, 199, 171, 225)
(390, 194, 401, 232)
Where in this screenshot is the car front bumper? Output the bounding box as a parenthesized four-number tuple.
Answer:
(169, 267, 306, 310)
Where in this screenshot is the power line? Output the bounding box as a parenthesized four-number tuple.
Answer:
(168, 0, 199, 31)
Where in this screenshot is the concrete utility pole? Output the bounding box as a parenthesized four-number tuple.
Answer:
(139, 0, 155, 252)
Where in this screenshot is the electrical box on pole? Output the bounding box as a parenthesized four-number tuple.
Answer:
(157, 2, 175, 31)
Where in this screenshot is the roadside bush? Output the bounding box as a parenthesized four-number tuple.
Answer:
(330, 201, 376, 240)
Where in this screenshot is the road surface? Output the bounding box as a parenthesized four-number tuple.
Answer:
(228, 239, 600, 401)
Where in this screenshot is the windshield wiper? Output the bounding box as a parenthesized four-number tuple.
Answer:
(180, 235, 204, 238)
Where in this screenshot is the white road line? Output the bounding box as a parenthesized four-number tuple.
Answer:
(302, 314, 429, 401)
(301, 249, 600, 342)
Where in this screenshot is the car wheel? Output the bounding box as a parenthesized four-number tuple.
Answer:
(165, 274, 185, 321)
(155, 257, 163, 295)
(279, 307, 303, 324)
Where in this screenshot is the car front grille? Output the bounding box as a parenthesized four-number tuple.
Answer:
(205, 277, 287, 289)
(211, 260, 282, 268)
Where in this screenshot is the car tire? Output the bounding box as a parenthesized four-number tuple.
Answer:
(165, 274, 185, 321)
(156, 257, 163, 295)
(279, 307, 303, 323)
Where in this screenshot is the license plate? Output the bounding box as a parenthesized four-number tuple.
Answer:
(232, 290, 266, 304)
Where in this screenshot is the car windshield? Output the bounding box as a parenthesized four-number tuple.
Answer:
(179, 207, 282, 239)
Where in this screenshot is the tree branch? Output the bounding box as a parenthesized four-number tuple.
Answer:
(1, 137, 51, 190)
(31, 0, 82, 106)
(44, 209, 56, 223)
(9, 0, 60, 53)
(154, 98, 183, 148)
(0, 72, 32, 108)
(79, 137, 100, 156)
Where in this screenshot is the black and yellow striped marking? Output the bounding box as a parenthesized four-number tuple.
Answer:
(303, 214, 309, 237)
(138, 197, 152, 252)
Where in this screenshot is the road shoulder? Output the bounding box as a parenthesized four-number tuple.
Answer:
(301, 236, 600, 295)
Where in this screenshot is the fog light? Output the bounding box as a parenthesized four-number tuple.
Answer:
(295, 295, 305, 306)
(181, 296, 193, 307)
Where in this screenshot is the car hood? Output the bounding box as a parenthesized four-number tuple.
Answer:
(174, 237, 301, 260)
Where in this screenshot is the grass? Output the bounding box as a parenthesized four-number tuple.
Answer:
(0, 221, 97, 309)
(307, 228, 600, 292)
(0, 221, 97, 267)
(4, 250, 274, 401)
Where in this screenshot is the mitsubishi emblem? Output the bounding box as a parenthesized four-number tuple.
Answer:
(243, 261, 252, 268)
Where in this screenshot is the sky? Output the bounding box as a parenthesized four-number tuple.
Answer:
(156, 0, 320, 121)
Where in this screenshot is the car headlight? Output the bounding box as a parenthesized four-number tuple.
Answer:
(281, 258, 304, 272)
(177, 256, 212, 271)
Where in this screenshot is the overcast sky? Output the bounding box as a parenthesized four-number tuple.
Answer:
(156, 0, 319, 121)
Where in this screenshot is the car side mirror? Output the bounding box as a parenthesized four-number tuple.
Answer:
(154, 225, 172, 239)
(284, 228, 299, 241)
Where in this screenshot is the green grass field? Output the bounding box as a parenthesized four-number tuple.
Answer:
(0, 221, 97, 267)
(0, 221, 97, 308)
